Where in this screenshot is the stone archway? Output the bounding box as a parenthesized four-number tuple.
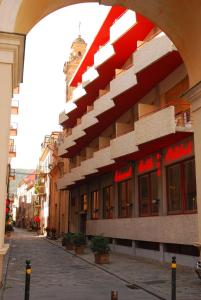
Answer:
(0, 0, 199, 86)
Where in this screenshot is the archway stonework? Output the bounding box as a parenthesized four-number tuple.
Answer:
(0, 0, 201, 282)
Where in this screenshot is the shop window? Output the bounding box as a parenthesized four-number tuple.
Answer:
(103, 185, 114, 219)
(136, 240, 160, 251)
(167, 158, 197, 214)
(118, 179, 132, 218)
(91, 190, 99, 220)
(80, 193, 87, 212)
(139, 171, 159, 217)
(165, 243, 199, 257)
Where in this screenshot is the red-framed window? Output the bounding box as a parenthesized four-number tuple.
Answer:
(118, 179, 132, 218)
(91, 191, 99, 220)
(139, 170, 159, 217)
(103, 185, 114, 219)
(167, 158, 197, 214)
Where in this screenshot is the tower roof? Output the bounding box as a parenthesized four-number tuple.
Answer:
(71, 35, 86, 47)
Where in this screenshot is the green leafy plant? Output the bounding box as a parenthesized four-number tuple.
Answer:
(74, 232, 86, 247)
(90, 235, 110, 254)
(62, 232, 75, 246)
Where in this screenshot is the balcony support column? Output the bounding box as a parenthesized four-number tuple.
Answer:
(184, 82, 201, 255)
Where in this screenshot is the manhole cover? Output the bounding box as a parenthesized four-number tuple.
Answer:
(126, 284, 139, 289)
(143, 280, 166, 285)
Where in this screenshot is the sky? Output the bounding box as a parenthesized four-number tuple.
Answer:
(11, 3, 110, 170)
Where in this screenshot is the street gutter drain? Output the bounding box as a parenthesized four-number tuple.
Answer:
(126, 284, 139, 289)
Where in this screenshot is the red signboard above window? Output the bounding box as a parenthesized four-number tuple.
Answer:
(165, 141, 193, 163)
(138, 153, 162, 176)
(114, 166, 132, 182)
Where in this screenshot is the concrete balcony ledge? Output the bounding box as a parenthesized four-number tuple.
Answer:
(94, 147, 115, 169)
(59, 110, 68, 125)
(93, 92, 115, 117)
(82, 66, 99, 88)
(72, 85, 86, 102)
(111, 131, 138, 159)
(135, 106, 176, 145)
(80, 158, 97, 177)
(110, 10, 137, 44)
(133, 35, 174, 74)
(110, 67, 137, 99)
(94, 43, 115, 68)
(81, 111, 98, 130)
(70, 166, 85, 182)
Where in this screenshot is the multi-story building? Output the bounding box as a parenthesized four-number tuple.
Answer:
(57, 7, 197, 267)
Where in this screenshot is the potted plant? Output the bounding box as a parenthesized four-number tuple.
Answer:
(74, 232, 86, 254)
(91, 235, 110, 264)
(45, 227, 51, 238)
(51, 227, 57, 240)
(63, 232, 75, 250)
(5, 224, 13, 237)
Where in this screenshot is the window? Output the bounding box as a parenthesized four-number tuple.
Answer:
(80, 194, 87, 212)
(136, 240, 160, 251)
(103, 185, 114, 219)
(167, 158, 197, 214)
(165, 243, 199, 257)
(118, 179, 132, 218)
(91, 191, 99, 219)
(139, 171, 159, 216)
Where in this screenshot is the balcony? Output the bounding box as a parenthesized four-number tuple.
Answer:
(11, 99, 19, 115)
(94, 43, 115, 68)
(111, 131, 138, 160)
(82, 66, 99, 88)
(59, 110, 68, 125)
(10, 122, 18, 136)
(72, 84, 86, 102)
(135, 104, 192, 146)
(8, 139, 16, 157)
(93, 92, 115, 117)
(110, 67, 137, 99)
(110, 10, 137, 44)
(9, 168, 15, 180)
(94, 147, 114, 169)
(37, 186, 46, 195)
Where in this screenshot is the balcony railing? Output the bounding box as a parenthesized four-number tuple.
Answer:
(138, 101, 192, 129)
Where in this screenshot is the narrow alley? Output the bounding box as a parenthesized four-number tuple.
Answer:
(1, 229, 201, 300)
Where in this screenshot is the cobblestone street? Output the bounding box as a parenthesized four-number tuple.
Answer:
(1, 229, 201, 300)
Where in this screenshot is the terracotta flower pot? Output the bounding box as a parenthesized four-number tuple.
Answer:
(65, 244, 74, 250)
(95, 253, 110, 264)
(75, 245, 85, 255)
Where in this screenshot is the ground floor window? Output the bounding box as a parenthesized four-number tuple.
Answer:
(118, 179, 132, 218)
(91, 191, 99, 220)
(165, 243, 199, 256)
(80, 193, 87, 212)
(139, 171, 159, 216)
(167, 158, 197, 214)
(103, 185, 114, 219)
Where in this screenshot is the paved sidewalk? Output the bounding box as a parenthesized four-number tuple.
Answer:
(47, 238, 201, 300)
(1, 228, 201, 300)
